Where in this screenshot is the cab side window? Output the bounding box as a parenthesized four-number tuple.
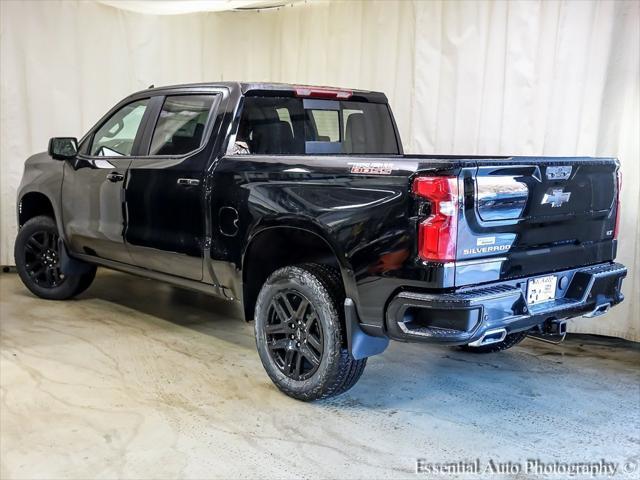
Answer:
(91, 99, 149, 156)
(149, 95, 216, 156)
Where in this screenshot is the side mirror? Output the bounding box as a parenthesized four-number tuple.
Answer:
(48, 137, 78, 160)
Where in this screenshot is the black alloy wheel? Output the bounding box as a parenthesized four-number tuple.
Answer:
(254, 264, 367, 401)
(265, 290, 324, 381)
(15, 216, 97, 300)
(23, 230, 65, 288)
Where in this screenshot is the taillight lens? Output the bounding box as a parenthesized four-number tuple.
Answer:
(614, 169, 622, 239)
(413, 176, 459, 262)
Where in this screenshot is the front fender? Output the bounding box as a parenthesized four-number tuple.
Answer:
(17, 152, 65, 238)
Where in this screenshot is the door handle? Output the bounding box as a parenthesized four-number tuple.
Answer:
(106, 171, 125, 182)
(177, 178, 200, 187)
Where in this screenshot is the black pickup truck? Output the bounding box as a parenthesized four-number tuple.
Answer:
(15, 82, 627, 400)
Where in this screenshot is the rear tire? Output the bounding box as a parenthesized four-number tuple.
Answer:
(254, 263, 366, 401)
(459, 331, 528, 353)
(14, 216, 96, 300)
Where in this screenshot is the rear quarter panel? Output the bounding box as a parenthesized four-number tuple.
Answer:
(209, 155, 448, 328)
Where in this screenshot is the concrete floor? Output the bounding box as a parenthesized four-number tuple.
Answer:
(1, 270, 638, 479)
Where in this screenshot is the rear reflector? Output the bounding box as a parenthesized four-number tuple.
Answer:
(614, 169, 622, 239)
(413, 176, 459, 262)
(294, 86, 352, 99)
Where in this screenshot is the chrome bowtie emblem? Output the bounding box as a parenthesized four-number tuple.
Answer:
(541, 188, 571, 208)
(546, 166, 572, 180)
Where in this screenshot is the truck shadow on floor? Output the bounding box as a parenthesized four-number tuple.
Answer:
(77, 270, 255, 349)
(69, 270, 639, 409)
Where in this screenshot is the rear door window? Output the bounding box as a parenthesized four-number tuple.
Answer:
(149, 95, 216, 156)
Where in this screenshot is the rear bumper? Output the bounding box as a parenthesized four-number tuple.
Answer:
(385, 262, 627, 345)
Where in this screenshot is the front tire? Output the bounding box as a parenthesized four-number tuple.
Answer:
(14, 216, 96, 300)
(254, 263, 366, 401)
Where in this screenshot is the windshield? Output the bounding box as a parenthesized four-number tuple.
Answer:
(233, 96, 399, 155)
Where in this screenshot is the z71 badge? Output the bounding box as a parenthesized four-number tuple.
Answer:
(348, 162, 394, 175)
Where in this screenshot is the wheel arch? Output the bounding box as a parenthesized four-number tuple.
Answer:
(241, 220, 358, 322)
(18, 191, 56, 228)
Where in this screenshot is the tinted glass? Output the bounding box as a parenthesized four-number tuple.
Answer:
(149, 95, 215, 155)
(91, 99, 148, 156)
(235, 96, 399, 155)
(310, 110, 339, 141)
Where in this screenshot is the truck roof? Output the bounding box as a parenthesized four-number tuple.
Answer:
(137, 81, 388, 102)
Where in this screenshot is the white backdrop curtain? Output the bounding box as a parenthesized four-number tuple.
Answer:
(1, 0, 638, 340)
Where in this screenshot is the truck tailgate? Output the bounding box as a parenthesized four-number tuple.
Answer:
(454, 158, 620, 287)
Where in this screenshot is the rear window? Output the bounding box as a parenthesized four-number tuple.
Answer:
(234, 96, 399, 155)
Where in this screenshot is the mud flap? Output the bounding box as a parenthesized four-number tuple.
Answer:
(344, 298, 389, 360)
(58, 238, 93, 275)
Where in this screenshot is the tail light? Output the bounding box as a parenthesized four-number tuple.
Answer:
(614, 169, 622, 239)
(412, 176, 459, 262)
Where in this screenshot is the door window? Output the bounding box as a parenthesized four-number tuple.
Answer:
(149, 95, 216, 156)
(91, 99, 149, 156)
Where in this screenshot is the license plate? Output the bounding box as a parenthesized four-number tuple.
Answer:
(527, 275, 557, 305)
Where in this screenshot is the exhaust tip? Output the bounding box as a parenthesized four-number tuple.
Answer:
(583, 303, 611, 318)
(468, 328, 507, 347)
